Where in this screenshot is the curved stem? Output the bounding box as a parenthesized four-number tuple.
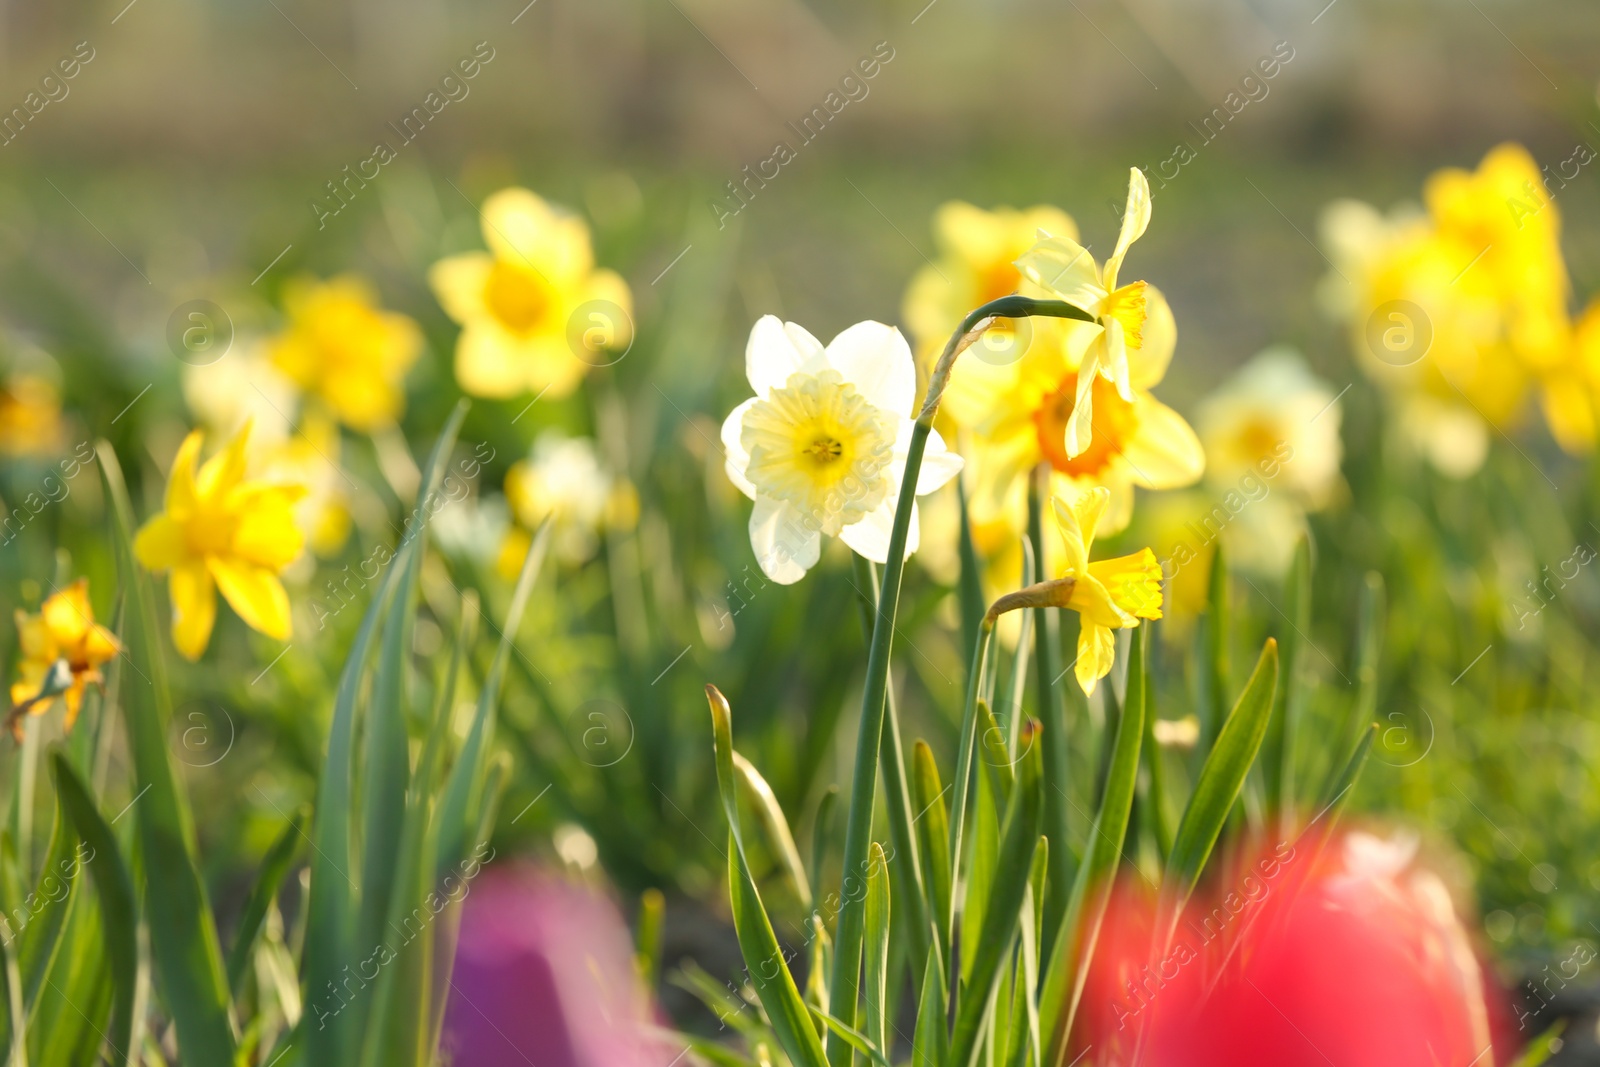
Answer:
(824, 295, 1091, 1066)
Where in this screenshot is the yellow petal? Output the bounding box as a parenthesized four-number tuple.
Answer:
(429, 252, 494, 325)
(1104, 167, 1151, 291)
(1050, 491, 1094, 575)
(580, 268, 635, 351)
(41, 579, 93, 647)
(170, 562, 217, 661)
(1075, 622, 1117, 696)
(83, 624, 120, 667)
(1121, 395, 1205, 489)
(481, 187, 594, 286)
(134, 513, 189, 573)
(1067, 571, 1134, 630)
(455, 325, 532, 399)
(208, 557, 292, 641)
(197, 420, 253, 500)
(166, 430, 205, 516)
(14, 610, 53, 662)
(230, 485, 308, 569)
(1128, 284, 1176, 389)
(1088, 548, 1164, 620)
(1014, 235, 1105, 315)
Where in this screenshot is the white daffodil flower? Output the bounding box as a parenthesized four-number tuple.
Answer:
(721, 316, 964, 584)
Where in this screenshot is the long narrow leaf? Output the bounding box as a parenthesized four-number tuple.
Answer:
(98, 442, 237, 1066)
(49, 754, 138, 1067)
(948, 743, 1043, 1067)
(1040, 627, 1147, 1067)
(862, 843, 890, 1058)
(706, 686, 827, 1067)
(1161, 639, 1278, 940)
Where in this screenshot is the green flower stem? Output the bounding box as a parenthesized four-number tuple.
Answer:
(850, 553, 937, 978)
(826, 296, 1091, 1066)
(1028, 466, 1076, 961)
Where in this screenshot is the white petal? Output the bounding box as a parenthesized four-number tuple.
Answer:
(823, 321, 916, 416)
(750, 496, 820, 584)
(746, 316, 823, 397)
(840, 497, 919, 563)
(720, 398, 758, 499)
(896, 422, 966, 495)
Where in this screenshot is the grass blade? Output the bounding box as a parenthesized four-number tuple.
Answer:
(706, 686, 828, 1067)
(910, 944, 946, 1067)
(948, 741, 1043, 1067)
(733, 752, 812, 910)
(1263, 535, 1310, 826)
(98, 442, 237, 1066)
(225, 808, 307, 997)
(862, 843, 890, 1058)
(49, 754, 138, 1067)
(1161, 638, 1278, 937)
(910, 741, 951, 968)
(1196, 541, 1231, 760)
(304, 402, 465, 1067)
(1040, 627, 1147, 1067)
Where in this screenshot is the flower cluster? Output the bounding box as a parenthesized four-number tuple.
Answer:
(1321, 143, 1588, 474)
(721, 169, 1204, 691)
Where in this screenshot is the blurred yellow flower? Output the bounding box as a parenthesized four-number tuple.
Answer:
(430, 187, 632, 399)
(8, 578, 119, 736)
(133, 420, 307, 660)
(500, 430, 636, 570)
(1015, 168, 1163, 456)
(902, 200, 1079, 369)
(1197, 347, 1342, 509)
(269, 275, 422, 432)
(183, 355, 352, 558)
(1052, 487, 1162, 695)
(1321, 143, 1577, 472)
(0, 372, 66, 456)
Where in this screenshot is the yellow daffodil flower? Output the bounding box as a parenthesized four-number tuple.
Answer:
(1052, 487, 1162, 695)
(269, 275, 422, 432)
(500, 430, 637, 570)
(0, 372, 66, 457)
(184, 356, 352, 558)
(430, 187, 633, 399)
(1015, 168, 1163, 457)
(940, 254, 1201, 588)
(8, 579, 119, 736)
(1543, 297, 1600, 449)
(721, 316, 963, 584)
(902, 201, 1080, 369)
(1320, 144, 1577, 473)
(133, 420, 307, 660)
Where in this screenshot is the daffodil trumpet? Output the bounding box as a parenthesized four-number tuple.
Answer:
(826, 294, 1094, 1066)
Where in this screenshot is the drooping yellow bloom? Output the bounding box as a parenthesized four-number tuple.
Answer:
(1052, 487, 1162, 695)
(1320, 143, 1577, 473)
(133, 421, 307, 660)
(269, 275, 422, 432)
(9, 579, 119, 736)
(430, 187, 633, 399)
(1015, 168, 1163, 457)
(500, 430, 637, 570)
(902, 200, 1080, 369)
(0, 372, 66, 456)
